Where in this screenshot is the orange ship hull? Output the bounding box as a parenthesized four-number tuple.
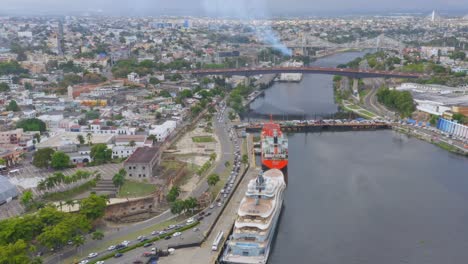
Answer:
(261, 159, 288, 170)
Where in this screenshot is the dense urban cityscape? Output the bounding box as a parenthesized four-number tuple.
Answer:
(0, 3, 467, 264)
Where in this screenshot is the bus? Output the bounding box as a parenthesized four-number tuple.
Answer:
(212, 231, 224, 251)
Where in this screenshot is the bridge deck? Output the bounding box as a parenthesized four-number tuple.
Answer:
(157, 67, 422, 79)
(245, 122, 392, 133)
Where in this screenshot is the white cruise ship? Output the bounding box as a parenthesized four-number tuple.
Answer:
(222, 169, 286, 264)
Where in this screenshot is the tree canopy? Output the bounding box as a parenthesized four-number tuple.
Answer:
(50, 151, 70, 170)
(33, 148, 55, 168)
(16, 118, 47, 132)
(112, 169, 126, 188)
(376, 87, 415, 117)
(79, 194, 107, 220)
(6, 100, 20, 112)
(90, 144, 112, 164)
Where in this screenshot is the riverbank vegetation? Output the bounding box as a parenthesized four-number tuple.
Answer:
(376, 87, 415, 117)
(227, 84, 253, 114)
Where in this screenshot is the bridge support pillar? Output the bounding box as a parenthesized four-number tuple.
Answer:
(352, 78, 359, 100)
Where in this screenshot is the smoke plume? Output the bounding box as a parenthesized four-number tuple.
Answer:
(202, 0, 292, 56)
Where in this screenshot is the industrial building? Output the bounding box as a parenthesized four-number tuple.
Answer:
(0, 176, 18, 205)
(124, 146, 161, 180)
(436, 118, 468, 140)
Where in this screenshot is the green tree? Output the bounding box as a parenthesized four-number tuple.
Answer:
(147, 134, 156, 143)
(20, 190, 33, 208)
(0, 240, 31, 264)
(85, 110, 100, 120)
(50, 151, 70, 170)
(183, 197, 198, 214)
(32, 148, 55, 168)
(207, 173, 220, 186)
(170, 199, 185, 214)
(24, 82, 33, 90)
(16, 118, 47, 132)
(149, 77, 160, 85)
(112, 169, 126, 189)
(86, 132, 93, 146)
(91, 230, 104, 240)
(90, 143, 112, 164)
(77, 134, 85, 145)
(0, 83, 10, 92)
(224, 161, 230, 168)
(129, 140, 136, 147)
(0, 158, 5, 166)
(6, 100, 20, 112)
(209, 153, 217, 161)
(242, 154, 249, 165)
(166, 186, 181, 203)
(79, 194, 107, 220)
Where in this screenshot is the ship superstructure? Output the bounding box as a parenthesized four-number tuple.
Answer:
(222, 169, 286, 264)
(261, 122, 288, 177)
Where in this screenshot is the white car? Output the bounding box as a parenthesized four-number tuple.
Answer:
(107, 245, 116, 251)
(172, 232, 182, 237)
(137, 235, 145, 241)
(186, 217, 194, 224)
(88, 252, 98, 258)
(79, 260, 89, 264)
(96, 261, 105, 264)
(121, 240, 130, 246)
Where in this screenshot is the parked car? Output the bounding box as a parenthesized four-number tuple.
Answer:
(172, 232, 182, 237)
(88, 252, 98, 258)
(143, 242, 153, 248)
(114, 253, 123, 258)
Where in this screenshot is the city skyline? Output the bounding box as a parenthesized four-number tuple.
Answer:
(1, 0, 467, 17)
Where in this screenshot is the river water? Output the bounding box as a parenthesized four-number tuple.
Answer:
(249, 52, 468, 263)
(249, 50, 372, 117)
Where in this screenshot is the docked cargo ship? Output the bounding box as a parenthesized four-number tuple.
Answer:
(260, 121, 288, 181)
(221, 169, 286, 264)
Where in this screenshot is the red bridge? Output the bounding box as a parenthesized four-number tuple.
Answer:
(158, 66, 423, 79)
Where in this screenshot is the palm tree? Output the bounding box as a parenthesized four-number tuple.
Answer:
(86, 132, 93, 146)
(77, 134, 85, 145)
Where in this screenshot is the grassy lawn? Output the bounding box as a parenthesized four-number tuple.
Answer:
(42, 179, 97, 202)
(118, 180, 156, 198)
(360, 109, 377, 117)
(346, 104, 361, 110)
(192, 135, 215, 143)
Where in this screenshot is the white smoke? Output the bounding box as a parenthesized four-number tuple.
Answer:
(202, 0, 292, 56)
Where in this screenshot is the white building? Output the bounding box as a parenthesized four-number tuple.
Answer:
(127, 72, 140, 83)
(17, 31, 33, 38)
(149, 120, 177, 142)
(38, 114, 64, 130)
(414, 99, 452, 116)
(0, 75, 13, 85)
(111, 145, 137, 159)
(396, 83, 468, 94)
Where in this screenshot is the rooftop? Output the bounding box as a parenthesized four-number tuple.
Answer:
(125, 146, 159, 164)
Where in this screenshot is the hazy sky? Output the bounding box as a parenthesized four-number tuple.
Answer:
(1, 0, 467, 16)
